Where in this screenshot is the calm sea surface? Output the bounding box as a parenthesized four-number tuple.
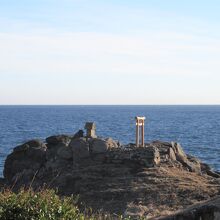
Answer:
(0, 105, 220, 176)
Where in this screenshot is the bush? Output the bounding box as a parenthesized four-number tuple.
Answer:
(0, 188, 87, 220)
(0, 188, 134, 220)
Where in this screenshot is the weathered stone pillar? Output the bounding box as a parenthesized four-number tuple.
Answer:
(135, 116, 146, 147)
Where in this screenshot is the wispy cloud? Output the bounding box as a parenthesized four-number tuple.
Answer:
(0, 29, 220, 77)
(1, 0, 220, 104)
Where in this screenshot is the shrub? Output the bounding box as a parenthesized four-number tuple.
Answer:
(0, 188, 134, 220)
(0, 188, 86, 220)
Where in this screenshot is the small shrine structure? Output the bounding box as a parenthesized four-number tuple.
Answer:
(85, 122, 97, 138)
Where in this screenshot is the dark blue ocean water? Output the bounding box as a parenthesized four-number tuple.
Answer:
(0, 105, 220, 176)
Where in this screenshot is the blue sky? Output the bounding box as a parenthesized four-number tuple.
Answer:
(0, 0, 220, 104)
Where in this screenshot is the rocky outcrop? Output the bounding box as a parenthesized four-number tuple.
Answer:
(151, 140, 215, 176)
(2, 134, 220, 219)
(157, 196, 220, 220)
(4, 139, 47, 182)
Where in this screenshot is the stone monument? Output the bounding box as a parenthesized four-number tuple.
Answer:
(84, 122, 97, 138)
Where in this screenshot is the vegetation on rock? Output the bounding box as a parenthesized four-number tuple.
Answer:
(0, 188, 86, 220)
(0, 188, 134, 220)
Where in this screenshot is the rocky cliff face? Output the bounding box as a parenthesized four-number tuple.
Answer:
(3, 133, 220, 219)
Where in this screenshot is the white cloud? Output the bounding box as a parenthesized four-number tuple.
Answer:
(0, 20, 220, 104)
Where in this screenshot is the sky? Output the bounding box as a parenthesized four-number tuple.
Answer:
(0, 0, 220, 105)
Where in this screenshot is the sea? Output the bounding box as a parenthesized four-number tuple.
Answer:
(0, 105, 220, 177)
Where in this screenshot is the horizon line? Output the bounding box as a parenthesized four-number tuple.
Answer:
(1, 104, 220, 106)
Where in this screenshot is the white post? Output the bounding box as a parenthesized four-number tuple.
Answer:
(135, 116, 146, 147)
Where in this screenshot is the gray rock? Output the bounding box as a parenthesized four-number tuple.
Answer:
(152, 140, 172, 147)
(13, 144, 29, 152)
(69, 138, 90, 163)
(206, 170, 220, 178)
(73, 130, 84, 139)
(105, 138, 119, 148)
(46, 135, 71, 145)
(168, 147, 176, 161)
(105, 145, 160, 167)
(201, 162, 212, 172)
(171, 142, 187, 160)
(4, 140, 46, 181)
(170, 143, 201, 173)
(45, 158, 69, 172)
(57, 146, 72, 160)
(187, 155, 201, 170)
(24, 139, 44, 148)
(90, 138, 118, 153)
(13, 139, 45, 152)
(90, 139, 108, 153)
(200, 162, 220, 178)
(146, 146, 160, 166)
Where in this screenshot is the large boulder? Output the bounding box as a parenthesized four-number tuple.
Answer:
(90, 138, 118, 153)
(4, 139, 47, 181)
(46, 135, 72, 146)
(69, 138, 90, 163)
